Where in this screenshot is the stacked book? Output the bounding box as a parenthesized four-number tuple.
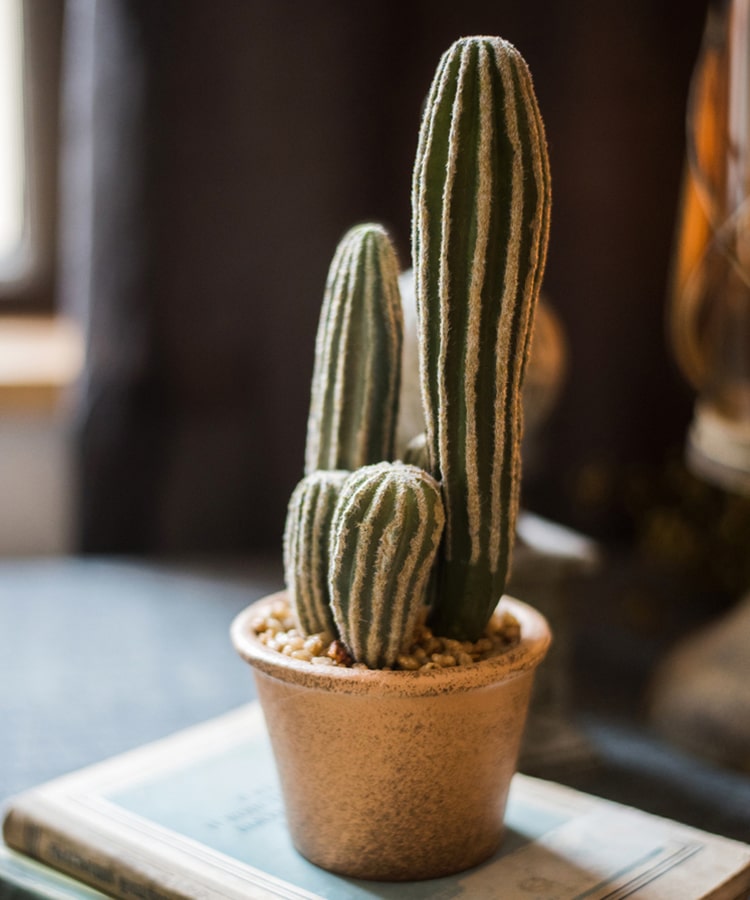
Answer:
(2, 704, 749, 899)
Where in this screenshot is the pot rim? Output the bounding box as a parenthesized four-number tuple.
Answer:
(231, 591, 550, 697)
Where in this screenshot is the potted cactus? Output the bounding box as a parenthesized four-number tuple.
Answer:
(231, 35, 552, 881)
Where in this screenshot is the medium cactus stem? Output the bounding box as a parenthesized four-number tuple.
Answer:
(283, 470, 349, 637)
(412, 37, 551, 640)
(329, 463, 445, 668)
(304, 224, 404, 475)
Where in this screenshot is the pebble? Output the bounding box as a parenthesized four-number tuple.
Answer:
(255, 599, 521, 671)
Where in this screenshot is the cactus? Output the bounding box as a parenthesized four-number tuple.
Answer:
(305, 224, 404, 475)
(412, 37, 551, 640)
(281, 35, 551, 665)
(329, 463, 445, 668)
(283, 469, 349, 637)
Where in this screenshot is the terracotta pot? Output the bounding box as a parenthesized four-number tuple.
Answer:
(231, 591, 550, 882)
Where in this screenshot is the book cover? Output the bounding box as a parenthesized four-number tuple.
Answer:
(3, 703, 750, 900)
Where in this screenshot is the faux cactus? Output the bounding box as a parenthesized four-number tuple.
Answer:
(412, 37, 551, 640)
(283, 469, 349, 637)
(304, 224, 404, 475)
(329, 463, 445, 668)
(281, 35, 551, 666)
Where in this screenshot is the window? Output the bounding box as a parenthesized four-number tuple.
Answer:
(0, 0, 24, 280)
(0, 0, 63, 311)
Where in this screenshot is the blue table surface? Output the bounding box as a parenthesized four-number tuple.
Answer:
(0, 556, 280, 803)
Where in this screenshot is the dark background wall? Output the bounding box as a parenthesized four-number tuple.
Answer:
(59, 0, 709, 553)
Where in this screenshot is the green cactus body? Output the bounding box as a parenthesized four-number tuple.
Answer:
(305, 224, 404, 475)
(329, 462, 445, 668)
(412, 37, 551, 639)
(283, 469, 349, 637)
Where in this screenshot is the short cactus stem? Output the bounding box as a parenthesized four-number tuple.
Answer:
(304, 224, 404, 475)
(283, 469, 349, 637)
(412, 37, 552, 640)
(402, 432, 431, 471)
(329, 462, 445, 668)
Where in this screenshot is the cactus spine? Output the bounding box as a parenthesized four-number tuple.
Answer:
(283, 469, 349, 637)
(305, 224, 404, 475)
(329, 463, 445, 668)
(412, 37, 552, 640)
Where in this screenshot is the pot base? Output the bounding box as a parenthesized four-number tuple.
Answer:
(294, 827, 504, 883)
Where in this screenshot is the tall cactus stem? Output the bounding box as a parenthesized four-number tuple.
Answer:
(412, 37, 551, 640)
(305, 224, 404, 475)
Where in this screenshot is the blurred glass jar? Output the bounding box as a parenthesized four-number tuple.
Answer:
(670, 0, 750, 493)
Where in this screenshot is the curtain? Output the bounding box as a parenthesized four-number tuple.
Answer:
(59, 0, 708, 552)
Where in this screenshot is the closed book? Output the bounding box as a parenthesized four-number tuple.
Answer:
(3, 703, 750, 900)
(0, 843, 106, 898)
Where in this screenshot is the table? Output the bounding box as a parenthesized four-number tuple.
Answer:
(1, 554, 749, 844)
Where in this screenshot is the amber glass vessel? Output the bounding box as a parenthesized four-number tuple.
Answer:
(671, 0, 750, 493)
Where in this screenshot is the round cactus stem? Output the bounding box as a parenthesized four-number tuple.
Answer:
(283, 469, 349, 637)
(329, 462, 445, 668)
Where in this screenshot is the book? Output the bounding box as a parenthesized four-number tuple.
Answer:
(3, 703, 750, 900)
(0, 843, 106, 898)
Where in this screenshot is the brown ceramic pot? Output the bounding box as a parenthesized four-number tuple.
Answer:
(231, 591, 550, 882)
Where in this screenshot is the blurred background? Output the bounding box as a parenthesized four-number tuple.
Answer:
(4, 0, 750, 599)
